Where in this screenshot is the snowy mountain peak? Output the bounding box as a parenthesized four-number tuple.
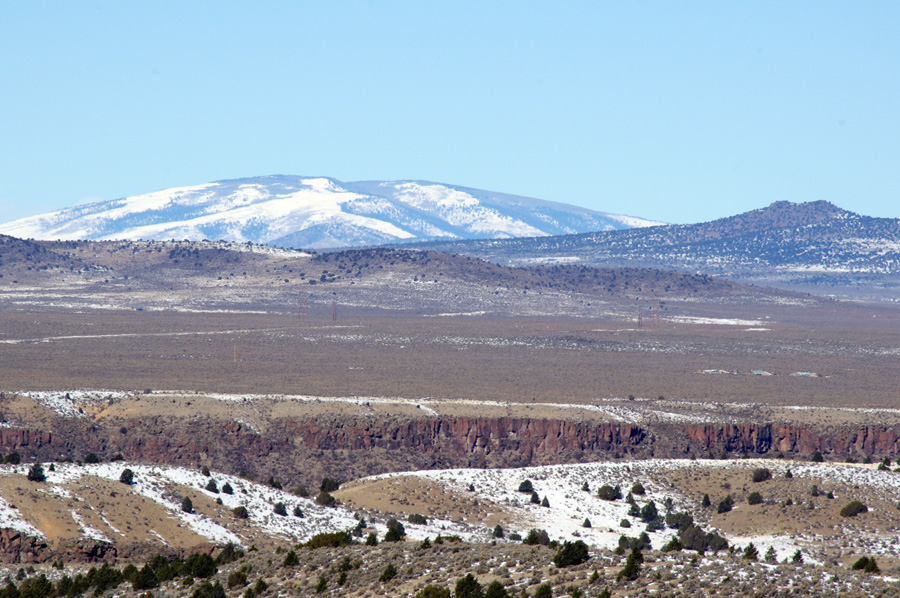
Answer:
(0, 175, 661, 249)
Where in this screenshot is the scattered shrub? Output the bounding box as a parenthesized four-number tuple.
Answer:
(384, 518, 406, 542)
(747, 492, 763, 505)
(132, 564, 158, 590)
(282, 550, 299, 567)
(553, 540, 589, 567)
(215, 543, 244, 565)
(523, 529, 550, 546)
(408, 513, 427, 525)
(743, 542, 759, 560)
(320, 477, 341, 492)
(316, 491, 336, 507)
(4, 452, 20, 465)
(226, 571, 247, 589)
(201, 465, 210, 476)
(620, 519, 631, 528)
(189, 580, 226, 598)
(379, 563, 398, 583)
(26, 463, 45, 482)
(678, 524, 728, 552)
(416, 586, 452, 598)
(631, 483, 646, 495)
(534, 583, 553, 598)
(306, 531, 352, 549)
(717, 495, 734, 514)
(663, 537, 683, 552)
(484, 580, 509, 598)
(597, 485, 618, 500)
(455, 574, 483, 598)
(617, 547, 643, 582)
(751, 468, 772, 483)
(852, 556, 880, 573)
(293, 484, 310, 497)
(232, 506, 249, 519)
(639, 501, 658, 523)
(840, 500, 868, 517)
(665, 512, 693, 529)
(184, 553, 217, 578)
(618, 532, 651, 552)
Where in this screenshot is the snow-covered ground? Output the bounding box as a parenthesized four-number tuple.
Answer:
(2, 458, 899, 569)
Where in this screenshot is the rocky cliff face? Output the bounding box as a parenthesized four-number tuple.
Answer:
(3, 416, 900, 488)
(658, 422, 900, 457)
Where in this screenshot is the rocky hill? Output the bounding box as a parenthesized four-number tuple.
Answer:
(409, 200, 900, 300)
(0, 237, 803, 317)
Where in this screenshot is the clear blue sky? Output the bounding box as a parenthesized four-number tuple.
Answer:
(1, 1, 898, 224)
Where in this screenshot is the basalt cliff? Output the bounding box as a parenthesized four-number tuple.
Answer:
(3, 414, 900, 489)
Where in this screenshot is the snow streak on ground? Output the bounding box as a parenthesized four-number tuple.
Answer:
(4, 388, 739, 425)
(0, 491, 44, 538)
(0, 463, 474, 548)
(11, 390, 131, 418)
(671, 316, 765, 326)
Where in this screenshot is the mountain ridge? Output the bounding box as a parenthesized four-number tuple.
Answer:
(404, 200, 900, 300)
(0, 175, 661, 249)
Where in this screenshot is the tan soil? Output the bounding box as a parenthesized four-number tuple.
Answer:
(335, 475, 512, 528)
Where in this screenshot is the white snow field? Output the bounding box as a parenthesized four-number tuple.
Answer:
(0, 175, 660, 249)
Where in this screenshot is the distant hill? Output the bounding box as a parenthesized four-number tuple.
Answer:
(407, 201, 900, 300)
(0, 175, 661, 249)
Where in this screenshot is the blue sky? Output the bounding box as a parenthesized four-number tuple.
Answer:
(1, 2, 897, 224)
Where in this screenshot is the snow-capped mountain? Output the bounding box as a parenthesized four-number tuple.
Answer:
(0, 175, 661, 249)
